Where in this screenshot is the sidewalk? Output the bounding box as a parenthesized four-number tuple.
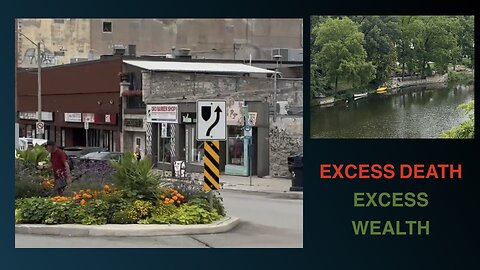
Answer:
(219, 175, 303, 199)
(154, 170, 303, 199)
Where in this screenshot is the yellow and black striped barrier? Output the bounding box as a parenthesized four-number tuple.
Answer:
(203, 140, 221, 191)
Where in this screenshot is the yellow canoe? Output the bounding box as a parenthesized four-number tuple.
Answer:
(376, 87, 387, 92)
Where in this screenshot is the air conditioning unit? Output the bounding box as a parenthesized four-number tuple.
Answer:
(113, 44, 126, 56)
(271, 48, 303, 61)
(271, 48, 288, 61)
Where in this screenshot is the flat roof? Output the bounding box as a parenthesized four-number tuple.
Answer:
(123, 60, 275, 74)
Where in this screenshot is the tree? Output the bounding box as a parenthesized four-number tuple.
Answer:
(352, 16, 400, 84)
(312, 17, 376, 91)
(440, 100, 474, 139)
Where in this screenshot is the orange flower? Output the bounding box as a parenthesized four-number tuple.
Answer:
(80, 199, 87, 205)
(172, 196, 178, 201)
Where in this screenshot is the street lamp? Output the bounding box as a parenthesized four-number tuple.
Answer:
(17, 31, 42, 139)
(273, 54, 282, 122)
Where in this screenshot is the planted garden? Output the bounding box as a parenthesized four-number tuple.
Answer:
(15, 146, 225, 225)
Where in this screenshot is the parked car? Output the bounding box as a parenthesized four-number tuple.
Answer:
(80, 151, 123, 162)
(63, 147, 106, 158)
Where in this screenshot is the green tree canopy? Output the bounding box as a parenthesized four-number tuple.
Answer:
(312, 17, 376, 91)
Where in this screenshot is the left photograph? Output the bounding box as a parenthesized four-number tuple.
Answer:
(15, 18, 304, 248)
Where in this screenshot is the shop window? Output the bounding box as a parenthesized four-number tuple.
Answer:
(227, 126, 244, 166)
(185, 126, 203, 164)
(158, 124, 172, 163)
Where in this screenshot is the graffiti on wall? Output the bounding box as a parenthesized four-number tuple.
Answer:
(20, 47, 59, 67)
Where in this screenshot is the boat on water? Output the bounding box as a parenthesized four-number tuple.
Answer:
(353, 92, 368, 100)
(318, 96, 335, 106)
(376, 87, 388, 94)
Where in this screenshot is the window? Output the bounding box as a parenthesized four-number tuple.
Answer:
(227, 126, 244, 166)
(157, 124, 172, 163)
(186, 126, 204, 164)
(135, 138, 141, 147)
(53, 19, 65, 24)
(102, 21, 112, 33)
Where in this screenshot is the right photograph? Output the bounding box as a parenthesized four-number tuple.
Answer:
(310, 16, 474, 139)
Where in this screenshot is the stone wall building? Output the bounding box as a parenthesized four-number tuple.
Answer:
(131, 60, 303, 178)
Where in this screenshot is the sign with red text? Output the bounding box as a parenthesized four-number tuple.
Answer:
(146, 104, 178, 123)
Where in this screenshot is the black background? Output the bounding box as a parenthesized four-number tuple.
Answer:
(1, 0, 478, 269)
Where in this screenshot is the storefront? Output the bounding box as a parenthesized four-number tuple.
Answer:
(123, 116, 147, 157)
(18, 111, 54, 140)
(60, 112, 120, 151)
(147, 101, 269, 177)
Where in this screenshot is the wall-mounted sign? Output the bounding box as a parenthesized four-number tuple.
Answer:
(124, 119, 144, 128)
(94, 113, 117, 125)
(19, 111, 53, 121)
(248, 112, 258, 126)
(226, 100, 243, 126)
(181, 113, 197, 124)
(83, 113, 95, 123)
(147, 104, 178, 123)
(64, 113, 82, 123)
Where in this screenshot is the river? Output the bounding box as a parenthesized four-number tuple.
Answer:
(311, 83, 474, 138)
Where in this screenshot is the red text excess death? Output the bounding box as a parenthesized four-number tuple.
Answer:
(320, 164, 462, 180)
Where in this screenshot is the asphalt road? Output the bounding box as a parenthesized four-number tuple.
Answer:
(15, 190, 303, 248)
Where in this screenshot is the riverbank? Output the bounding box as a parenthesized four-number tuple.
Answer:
(311, 82, 474, 139)
(311, 71, 475, 107)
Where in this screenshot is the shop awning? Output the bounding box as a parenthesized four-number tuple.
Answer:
(123, 60, 275, 74)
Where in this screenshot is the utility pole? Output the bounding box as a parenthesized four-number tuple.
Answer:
(273, 54, 282, 122)
(36, 42, 42, 139)
(17, 31, 43, 139)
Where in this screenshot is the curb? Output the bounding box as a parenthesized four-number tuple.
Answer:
(15, 216, 240, 237)
(221, 188, 303, 200)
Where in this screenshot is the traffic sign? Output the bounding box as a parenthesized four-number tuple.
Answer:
(84, 121, 89, 130)
(196, 100, 226, 141)
(203, 140, 221, 191)
(36, 122, 45, 135)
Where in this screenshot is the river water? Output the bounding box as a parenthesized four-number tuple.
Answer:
(311, 83, 474, 138)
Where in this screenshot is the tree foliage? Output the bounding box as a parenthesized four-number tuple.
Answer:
(312, 17, 375, 92)
(311, 16, 475, 94)
(440, 100, 474, 139)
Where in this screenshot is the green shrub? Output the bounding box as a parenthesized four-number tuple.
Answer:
(169, 203, 222, 224)
(111, 152, 161, 201)
(96, 190, 129, 223)
(15, 159, 51, 199)
(15, 197, 108, 225)
(448, 71, 474, 84)
(16, 145, 50, 165)
(111, 210, 135, 224)
(110, 200, 153, 224)
(441, 100, 474, 139)
(144, 203, 222, 225)
(188, 195, 226, 216)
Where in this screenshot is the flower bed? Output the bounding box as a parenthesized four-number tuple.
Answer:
(15, 152, 225, 226)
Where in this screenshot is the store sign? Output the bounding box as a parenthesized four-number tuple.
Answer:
(83, 113, 95, 123)
(19, 111, 53, 121)
(226, 100, 243, 126)
(146, 104, 178, 123)
(64, 113, 82, 122)
(181, 113, 197, 124)
(94, 113, 117, 125)
(124, 119, 144, 128)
